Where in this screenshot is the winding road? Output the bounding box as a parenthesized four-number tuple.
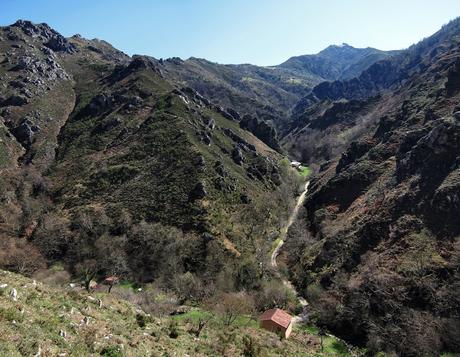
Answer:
(271, 181, 310, 322)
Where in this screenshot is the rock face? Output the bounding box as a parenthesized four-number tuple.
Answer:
(12, 20, 77, 54)
(239, 114, 280, 151)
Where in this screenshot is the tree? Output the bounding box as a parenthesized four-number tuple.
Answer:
(75, 259, 98, 292)
(0, 238, 46, 275)
(212, 291, 255, 326)
(172, 271, 204, 304)
(33, 212, 71, 260)
(255, 280, 293, 311)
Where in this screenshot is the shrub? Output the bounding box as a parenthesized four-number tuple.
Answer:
(100, 345, 124, 357)
(242, 335, 261, 357)
(0, 307, 24, 323)
(168, 319, 179, 339)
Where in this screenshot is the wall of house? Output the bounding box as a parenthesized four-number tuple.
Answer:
(260, 320, 291, 338)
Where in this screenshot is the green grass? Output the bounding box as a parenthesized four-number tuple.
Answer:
(296, 324, 319, 334)
(270, 237, 282, 255)
(172, 308, 258, 328)
(322, 337, 349, 356)
(296, 323, 351, 356)
(298, 166, 312, 178)
(118, 281, 140, 290)
(172, 309, 213, 322)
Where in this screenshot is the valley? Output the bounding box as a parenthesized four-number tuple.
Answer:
(0, 15, 459, 357)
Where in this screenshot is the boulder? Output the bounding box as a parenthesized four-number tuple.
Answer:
(196, 155, 206, 167)
(12, 119, 40, 148)
(213, 176, 235, 192)
(190, 182, 207, 200)
(214, 161, 227, 177)
(231, 146, 244, 165)
(240, 193, 251, 204)
(86, 93, 115, 116)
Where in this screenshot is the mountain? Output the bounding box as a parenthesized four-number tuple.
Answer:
(152, 44, 396, 148)
(0, 20, 300, 294)
(1, 16, 460, 357)
(282, 17, 460, 356)
(278, 43, 398, 82)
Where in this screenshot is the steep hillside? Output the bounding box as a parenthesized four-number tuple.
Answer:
(284, 17, 460, 356)
(0, 269, 353, 356)
(0, 20, 299, 294)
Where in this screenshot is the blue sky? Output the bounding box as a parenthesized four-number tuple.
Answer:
(2, 0, 460, 65)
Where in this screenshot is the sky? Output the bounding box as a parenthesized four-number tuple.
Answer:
(2, 0, 460, 66)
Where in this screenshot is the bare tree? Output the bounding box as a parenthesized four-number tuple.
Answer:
(212, 291, 255, 326)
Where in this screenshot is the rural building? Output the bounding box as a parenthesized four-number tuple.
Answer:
(259, 308, 293, 338)
(290, 161, 301, 169)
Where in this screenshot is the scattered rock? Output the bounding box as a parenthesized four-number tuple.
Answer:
(240, 194, 251, 204)
(190, 181, 207, 200)
(232, 145, 244, 165)
(214, 161, 227, 177)
(214, 176, 235, 192)
(10, 288, 18, 301)
(226, 108, 241, 121)
(223, 128, 256, 151)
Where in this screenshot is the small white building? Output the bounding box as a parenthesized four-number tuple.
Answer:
(290, 161, 302, 169)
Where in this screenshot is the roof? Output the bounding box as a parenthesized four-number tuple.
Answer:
(259, 308, 292, 329)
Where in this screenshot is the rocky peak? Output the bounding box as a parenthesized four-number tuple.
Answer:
(11, 19, 77, 54)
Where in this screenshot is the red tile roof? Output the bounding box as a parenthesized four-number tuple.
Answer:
(259, 308, 292, 329)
